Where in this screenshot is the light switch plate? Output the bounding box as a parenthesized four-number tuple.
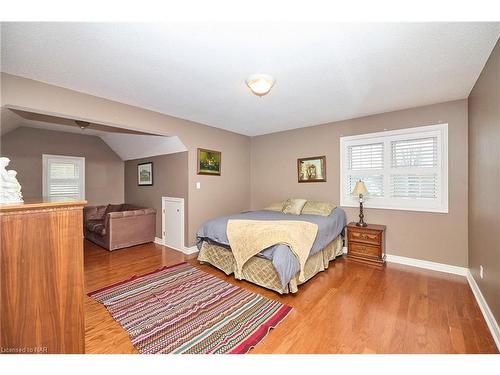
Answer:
(196, 182, 201, 189)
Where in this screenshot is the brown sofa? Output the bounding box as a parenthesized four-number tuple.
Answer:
(84, 204, 156, 251)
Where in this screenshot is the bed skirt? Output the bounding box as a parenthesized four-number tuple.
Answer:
(197, 235, 344, 294)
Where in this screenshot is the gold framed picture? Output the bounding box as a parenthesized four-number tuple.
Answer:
(297, 156, 326, 183)
(197, 148, 221, 176)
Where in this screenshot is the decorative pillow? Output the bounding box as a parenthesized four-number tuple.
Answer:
(301, 201, 336, 216)
(282, 198, 308, 215)
(264, 201, 286, 212)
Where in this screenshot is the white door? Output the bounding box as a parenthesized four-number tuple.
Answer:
(162, 197, 184, 251)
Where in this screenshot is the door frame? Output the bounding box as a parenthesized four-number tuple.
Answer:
(161, 196, 185, 252)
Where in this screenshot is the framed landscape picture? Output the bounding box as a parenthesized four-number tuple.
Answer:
(137, 162, 153, 186)
(197, 148, 221, 176)
(297, 156, 326, 183)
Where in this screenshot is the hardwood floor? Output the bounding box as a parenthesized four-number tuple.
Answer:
(84, 240, 498, 354)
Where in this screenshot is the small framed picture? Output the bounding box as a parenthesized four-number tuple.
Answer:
(137, 162, 153, 186)
(197, 148, 221, 176)
(297, 156, 327, 183)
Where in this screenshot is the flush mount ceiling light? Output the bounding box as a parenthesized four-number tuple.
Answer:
(245, 74, 275, 97)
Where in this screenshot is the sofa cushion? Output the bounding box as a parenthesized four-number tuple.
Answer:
(120, 204, 141, 211)
(86, 219, 106, 236)
(108, 208, 156, 218)
(105, 204, 123, 215)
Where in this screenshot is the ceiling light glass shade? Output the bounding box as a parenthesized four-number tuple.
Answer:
(246, 74, 275, 96)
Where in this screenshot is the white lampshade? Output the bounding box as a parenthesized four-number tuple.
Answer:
(352, 180, 369, 196)
(246, 74, 275, 96)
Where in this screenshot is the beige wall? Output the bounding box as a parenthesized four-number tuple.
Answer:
(0, 74, 471, 266)
(1, 73, 251, 246)
(124, 152, 189, 244)
(468, 40, 500, 322)
(251, 99, 469, 266)
(0, 126, 124, 205)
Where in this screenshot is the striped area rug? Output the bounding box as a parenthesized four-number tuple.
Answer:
(88, 262, 292, 354)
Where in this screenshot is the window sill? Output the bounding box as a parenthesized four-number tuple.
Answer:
(340, 201, 449, 214)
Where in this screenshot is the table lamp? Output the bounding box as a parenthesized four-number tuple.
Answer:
(352, 180, 369, 227)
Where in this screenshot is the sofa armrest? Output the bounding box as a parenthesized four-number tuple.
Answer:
(84, 205, 107, 222)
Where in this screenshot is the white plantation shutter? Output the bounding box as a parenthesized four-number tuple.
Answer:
(340, 124, 448, 212)
(346, 143, 384, 197)
(390, 136, 440, 200)
(43, 155, 85, 200)
(390, 175, 438, 199)
(348, 143, 384, 170)
(391, 137, 437, 168)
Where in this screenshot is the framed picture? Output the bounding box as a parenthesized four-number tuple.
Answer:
(297, 156, 326, 183)
(137, 162, 153, 186)
(197, 148, 221, 176)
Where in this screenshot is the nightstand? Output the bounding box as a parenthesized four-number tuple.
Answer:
(346, 222, 386, 265)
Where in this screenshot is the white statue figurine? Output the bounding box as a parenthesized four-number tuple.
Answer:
(0, 157, 24, 204)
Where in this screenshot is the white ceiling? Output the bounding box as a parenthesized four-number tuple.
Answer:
(1, 22, 499, 136)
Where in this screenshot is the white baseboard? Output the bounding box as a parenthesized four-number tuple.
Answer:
(183, 246, 198, 255)
(466, 270, 500, 350)
(343, 246, 467, 276)
(154, 237, 198, 255)
(385, 254, 468, 276)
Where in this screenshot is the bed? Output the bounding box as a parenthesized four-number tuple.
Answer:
(196, 207, 347, 294)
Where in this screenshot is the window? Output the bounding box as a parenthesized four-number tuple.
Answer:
(42, 155, 85, 200)
(340, 124, 448, 213)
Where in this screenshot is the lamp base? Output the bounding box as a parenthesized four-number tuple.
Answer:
(357, 197, 367, 227)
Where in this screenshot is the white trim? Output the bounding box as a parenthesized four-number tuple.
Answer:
(340, 123, 448, 213)
(42, 154, 85, 200)
(466, 270, 500, 350)
(154, 237, 198, 255)
(344, 247, 467, 276)
(385, 254, 468, 276)
(340, 123, 448, 143)
(183, 246, 198, 255)
(161, 196, 185, 252)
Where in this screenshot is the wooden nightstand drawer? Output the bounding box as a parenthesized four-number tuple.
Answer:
(347, 229, 381, 246)
(349, 242, 381, 258)
(347, 222, 386, 265)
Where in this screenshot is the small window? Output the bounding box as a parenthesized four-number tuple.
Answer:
(340, 124, 448, 213)
(42, 155, 85, 200)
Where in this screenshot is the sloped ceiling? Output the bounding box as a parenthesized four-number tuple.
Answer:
(0, 108, 187, 160)
(99, 133, 186, 160)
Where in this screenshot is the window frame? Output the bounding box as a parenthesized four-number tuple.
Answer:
(42, 154, 86, 200)
(340, 123, 448, 213)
